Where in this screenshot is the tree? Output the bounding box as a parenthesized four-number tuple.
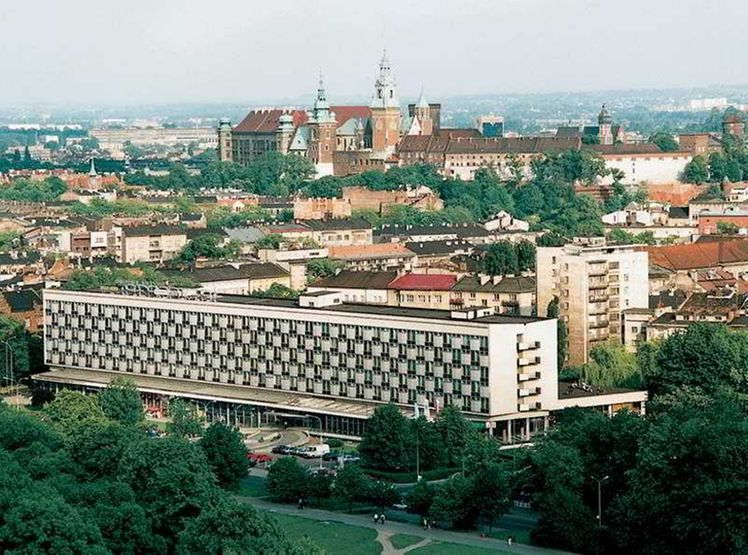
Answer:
(174, 233, 240, 263)
(66, 421, 139, 479)
(404, 479, 435, 516)
(429, 475, 476, 529)
(0, 315, 30, 382)
(250, 283, 299, 299)
(176, 496, 315, 555)
(547, 298, 568, 368)
(483, 241, 519, 275)
(515, 240, 536, 272)
(649, 132, 679, 152)
(366, 479, 400, 511)
(682, 155, 709, 184)
(411, 416, 446, 471)
(256, 233, 283, 249)
(307, 258, 345, 282)
(118, 436, 216, 545)
(717, 221, 739, 235)
(266, 456, 308, 502)
(98, 377, 143, 425)
(166, 398, 204, 438)
(43, 390, 106, 435)
(334, 463, 370, 512)
(578, 342, 643, 388)
(645, 323, 748, 397)
(199, 422, 248, 490)
(435, 405, 472, 468)
(359, 404, 413, 471)
(473, 462, 511, 532)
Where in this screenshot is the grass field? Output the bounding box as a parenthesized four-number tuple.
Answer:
(239, 475, 269, 498)
(266, 513, 382, 555)
(389, 533, 423, 549)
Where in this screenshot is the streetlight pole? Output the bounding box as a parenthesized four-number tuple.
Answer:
(415, 429, 421, 481)
(593, 475, 609, 527)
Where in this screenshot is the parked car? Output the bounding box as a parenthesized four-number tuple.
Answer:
(298, 444, 331, 459)
(271, 445, 293, 455)
(340, 454, 360, 464)
(322, 451, 343, 461)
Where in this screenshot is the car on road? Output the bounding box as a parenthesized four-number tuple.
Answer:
(297, 444, 331, 458)
(271, 445, 294, 455)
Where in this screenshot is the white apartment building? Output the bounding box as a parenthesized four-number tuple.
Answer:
(37, 288, 646, 440)
(536, 241, 649, 365)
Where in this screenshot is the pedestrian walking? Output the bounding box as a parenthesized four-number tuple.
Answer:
(380, 514, 386, 524)
(373, 513, 379, 524)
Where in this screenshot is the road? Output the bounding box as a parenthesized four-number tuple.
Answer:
(238, 496, 575, 555)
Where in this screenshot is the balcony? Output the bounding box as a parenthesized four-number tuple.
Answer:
(588, 278, 609, 290)
(518, 401, 542, 412)
(517, 340, 540, 352)
(588, 317, 610, 329)
(518, 370, 541, 382)
(518, 386, 541, 398)
(518, 355, 541, 367)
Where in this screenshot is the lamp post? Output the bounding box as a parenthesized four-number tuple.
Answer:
(593, 475, 609, 527)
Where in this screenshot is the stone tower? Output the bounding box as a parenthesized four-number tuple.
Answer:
(413, 90, 433, 136)
(307, 75, 337, 177)
(370, 50, 401, 157)
(276, 113, 295, 155)
(722, 112, 745, 138)
(217, 119, 233, 162)
(597, 104, 613, 145)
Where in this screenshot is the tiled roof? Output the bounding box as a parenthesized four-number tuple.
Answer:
(311, 270, 398, 289)
(589, 144, 665, 155)
(233, 109, 307, 134)
(387, 274, 457, 291)
(646, 239, 748, 271)
(405, 240, 474, 256)
(331, 106, 371, 127)
(328, 243, 414, 260)
(445, 137, 581, 155)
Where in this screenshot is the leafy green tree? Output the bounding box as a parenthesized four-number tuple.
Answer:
(515, 240, 536, 271)
(0, 176, 66, 202)
(429, 474, 476, 529)
(118, 436, 216, 546)
(682, 155, 709, 184)
(359, 404, 413, 471)
(174, 233, 240, 263)
(43, 390, 106, 435)
(199, 422, 248, 490)
(709, 151, 728, 182)
(66, 421, 139, 478)
(404, 479, 435, 516)
(579, 343, 643, 388)
(411, 416, 446, 471)
(547, 298, 568, 368)
(166, 398, 204, 438)
(334, 463, 370, 512)
(473, 462, 512, 532)
(645, 323, 748, 396)
(250, 282, 300, 299)
(256, 233, 283, 249)
(483, 241, 519, 275)
(176, 496, 317, 555)
(306, 470, 333, 504)
(98, 377, 143, 425)
(0, 315, 30, 382)
(266, 456, 309, 502)
(717, 221, 739, 234)
(435, 405, 472, 468)
(366, 479, 400, 511)
(649, 132, 679, 152)
(307, 258, 345, 282)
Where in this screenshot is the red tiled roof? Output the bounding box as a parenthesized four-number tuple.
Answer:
(233, 109, 308, 134)
(331, 106, 371, 126)
(647, 239, 748, 271)
(387, 274, 457, 291)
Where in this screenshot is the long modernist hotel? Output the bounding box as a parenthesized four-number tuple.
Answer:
(35, 287, 646, 440)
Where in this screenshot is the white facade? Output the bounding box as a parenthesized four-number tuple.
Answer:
(600, 153, 692, 185)
(536, 242, 649, 365)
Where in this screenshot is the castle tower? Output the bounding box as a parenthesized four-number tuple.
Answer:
(276, 113, 295, 155)
(414, 90, 433, 136)
(598, 104, 613, 145)
(307, 74, 337, 177)
(722, 112, 745, 138)
(370, 50, 401, 157)
(217, 118, 233, 162)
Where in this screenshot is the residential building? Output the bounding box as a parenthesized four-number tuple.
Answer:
(120, 225, 188, 263)
(451, 275, 536, 316)
(303, 218, 373, 247)
(593, 144, 692, 186)
(386, 274, 457, 309)
(162, 263, 290, 295)
(537, 241, 649, 365)
(38, 288, 646, 440)
(697, 207, 748, 235)
(293, 197, 352, 220)
(307, 270, 398, 304)
(328, 243, 415, 272)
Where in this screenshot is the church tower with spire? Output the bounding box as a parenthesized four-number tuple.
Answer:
(307, 74, 338, 177)
(370, 50, 401, 157)
(598, 104, 614, 145)
(413, 91, 433, 136)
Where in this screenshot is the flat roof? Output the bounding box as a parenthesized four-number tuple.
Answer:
(48, 289, 547, 325)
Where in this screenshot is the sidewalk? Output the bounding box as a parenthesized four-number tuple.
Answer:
(238, 496, 576, 555)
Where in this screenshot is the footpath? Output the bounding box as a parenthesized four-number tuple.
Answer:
(238, 496, 576, 555)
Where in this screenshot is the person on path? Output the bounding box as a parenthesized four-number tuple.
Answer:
(373, 513, 379, 524)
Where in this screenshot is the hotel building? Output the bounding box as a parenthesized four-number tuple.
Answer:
(36, 288, 646, 440)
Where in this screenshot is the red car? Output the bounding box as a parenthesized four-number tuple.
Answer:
(248, 453, 272, 464)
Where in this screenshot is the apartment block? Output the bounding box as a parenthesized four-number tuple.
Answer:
(536, 241, 649, 365)
(120, 225, 188, 263)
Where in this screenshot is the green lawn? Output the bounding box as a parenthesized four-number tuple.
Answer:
(487, 529, 532, 544)
(266, 513, 381, 555)
(389, 533, 423, 549)
(409, 541, 509, 554)
(239, 475, 269, 498)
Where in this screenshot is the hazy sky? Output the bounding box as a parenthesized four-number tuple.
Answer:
(1, 0, 746, 105)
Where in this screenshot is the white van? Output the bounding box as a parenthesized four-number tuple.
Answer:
(300, 444, 331, 458)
